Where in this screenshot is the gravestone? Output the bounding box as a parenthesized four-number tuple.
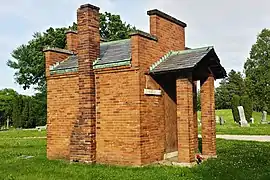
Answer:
(261, 111, 268, 124)
(238, 106, 250, 127)
(6, 118, 9, 129)
(250, 117, 254, 124)
(220, 117, 225, 125)
(35, 125, 47, 131)
(215, 116, 220, 124)
(198, 119, 201, 126)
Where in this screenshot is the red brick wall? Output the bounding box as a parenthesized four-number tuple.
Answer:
(66, 31, 78, 53)
(69, 4, 100, 162)
(201, 75, 216, 156)
(130, 36, 163, 164)
(47, 73, 79, 159)
(46, 5, 191, 166)
(44, 51, 71, 77)
(95, 69, 141, 165)
(149, 14, 185, 53)
(129, 13, 186, 164)
(176, 77, 195, 163)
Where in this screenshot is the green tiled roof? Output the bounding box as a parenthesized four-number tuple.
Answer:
(150, 46, 213, 72)
(150, 46, 227, 79)
(50, 39, 131, 74)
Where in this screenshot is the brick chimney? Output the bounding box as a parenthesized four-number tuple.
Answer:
(147, 9, 187, 51)
(65, 30, 78, 53)
(70, 3, 100, 163)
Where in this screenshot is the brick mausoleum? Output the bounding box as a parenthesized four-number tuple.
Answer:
(44, 3, 226, 166)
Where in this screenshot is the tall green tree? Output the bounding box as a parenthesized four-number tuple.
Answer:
(215, 70, 246, 109)
(240, 95, 253, 122)
(100, 12, 136, 41)
(7, 12, 135, 92)
(12, 95, 24, 128)
(244, 28, 270, 112)
(7, 12, 135, 126)
(30, 92, 46, 126)
(231, 95, 241, 123)
(0, 89, 18, 127)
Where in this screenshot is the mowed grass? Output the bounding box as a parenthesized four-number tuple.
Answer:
(1, 131, 270, 180)
(0, 129, 46, 139)
(198, 109, 270, 135)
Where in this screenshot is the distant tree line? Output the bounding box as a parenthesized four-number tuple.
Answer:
(0, 89, 46, 129)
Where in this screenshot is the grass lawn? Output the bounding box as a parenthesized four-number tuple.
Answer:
(1, 131, 270, 180)
(198, 109, 270, 135)
(0, 129, 46, 139)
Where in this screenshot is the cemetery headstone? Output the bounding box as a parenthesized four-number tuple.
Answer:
(215, 116, 220, 124)
(198, 119, 201, 126)
(6, 118, 9, 129)
(261, 111, 268, 124)
(250, 117, 254, 124)
(238, 106, 250, 127)
(220, 116, 225, 125)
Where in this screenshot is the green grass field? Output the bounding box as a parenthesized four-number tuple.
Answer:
(0, 129, 46, 139)
(1, 130, 270, 180)
(198, 109, 270, 135)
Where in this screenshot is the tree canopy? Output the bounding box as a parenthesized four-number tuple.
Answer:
(5, 12, 135, 128)
(0, 89, 18, 126)
(244, 28, 270, 111)
(215, 70, 246, 109)
(7, 13, 135, 92)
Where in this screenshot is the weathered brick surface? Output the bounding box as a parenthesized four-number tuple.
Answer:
(176, 77, 195, 163)
(201, 75, 216, 156)
(95, 69, 141, 166)
(47, 74, 79, 159)
(130, 13, 186, 164)
(149, 14, 185, 53)
(69, 5, 100, 163)
(44, 51, 70, 77)
(131, 36, 164, 164)
(66, 31, 78, 53)
(45, 3, 217, 166)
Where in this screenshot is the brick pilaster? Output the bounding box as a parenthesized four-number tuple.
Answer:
(44, 50, 72, 77)
(200, 75, 216, 156)
(193, 81, 198, 152)
(69, 4, 100, 163)
(176, 77, 195, 163)
(66, 30, 78, 54)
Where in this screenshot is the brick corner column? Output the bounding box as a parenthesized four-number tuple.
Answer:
(176, 76, 195, 163)
(200, 75, 216, 156)
(69, 4, 100, 163)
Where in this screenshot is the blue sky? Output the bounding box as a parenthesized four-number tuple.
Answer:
(1, 0, 270, 95)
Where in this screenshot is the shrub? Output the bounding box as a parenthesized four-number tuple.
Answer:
(240, 95, 253, 122)
(231, 95, 240, 123)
